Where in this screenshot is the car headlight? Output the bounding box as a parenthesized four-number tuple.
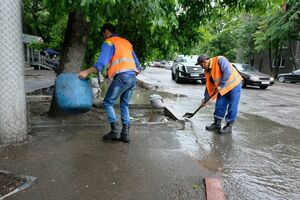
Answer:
(249, 76, 259, 81)
(270, 77, 274, 81)
(178, 65, 186, 72)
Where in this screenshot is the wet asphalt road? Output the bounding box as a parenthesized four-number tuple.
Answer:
(0, 67, 299, 199)
(137, 67, 300, 199)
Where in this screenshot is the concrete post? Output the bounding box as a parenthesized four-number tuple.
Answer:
(0, 0, 27, 144)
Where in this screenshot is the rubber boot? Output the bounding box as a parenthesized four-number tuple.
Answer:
(205, 119, 221, 131)
(103, 122, 119, 140)
(119, 124, 130, 143)
(218, 122, 233, 134)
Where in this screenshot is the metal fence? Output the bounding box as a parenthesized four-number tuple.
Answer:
(0, 0, 28, 145)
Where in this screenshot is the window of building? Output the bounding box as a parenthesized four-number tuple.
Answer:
(272, 58, 285, 68)
(281, 41, 288, 49)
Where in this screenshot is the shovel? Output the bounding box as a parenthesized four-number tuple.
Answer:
(182, 92, 217, 118)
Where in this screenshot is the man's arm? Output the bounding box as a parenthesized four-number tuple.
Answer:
(218, 56, 232, 88)
(132, 50, 142, 73)
(79, 41, 114, 79)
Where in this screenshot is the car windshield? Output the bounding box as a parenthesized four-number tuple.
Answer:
(293, 69, 300, 75)
(179, 56, 198, 63)
(235, 63, 259, 72)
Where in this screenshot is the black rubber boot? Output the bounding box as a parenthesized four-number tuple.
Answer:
(103, 122, 119, 140)
(205, 119, 221, 131)
(119, 124, 130, 143)
(218, 122, 233, 134)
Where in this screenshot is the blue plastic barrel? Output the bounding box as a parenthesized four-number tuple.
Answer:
(55, 73, 93, 114)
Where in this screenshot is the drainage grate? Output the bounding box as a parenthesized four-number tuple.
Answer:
(0, 171, 36, 199)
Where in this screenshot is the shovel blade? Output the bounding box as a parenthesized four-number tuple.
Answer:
(183, 112, 194, 118)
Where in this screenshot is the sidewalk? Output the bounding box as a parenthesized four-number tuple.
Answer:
(0, 69, 211, 200)
(25, 69, 56, 93)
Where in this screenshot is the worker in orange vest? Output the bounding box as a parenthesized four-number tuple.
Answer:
(196, 54, 242, 134)
(79, 23, 142, 142)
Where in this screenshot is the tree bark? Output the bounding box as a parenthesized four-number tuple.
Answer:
(268, 42, 273, 74)
(48, 11, 90, 116)
(288, 39, 298, 70)
(294, 39, 300, 70)
(274, 46, 282, 78)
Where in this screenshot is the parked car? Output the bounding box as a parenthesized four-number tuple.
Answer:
(159, 60, 168, 68)
(160, 60, 173, 69)
(278, 69, 300, 83)
(232, 63, 274, 89)
(171, 55, 205, 83)
(150, 60, 162, 68)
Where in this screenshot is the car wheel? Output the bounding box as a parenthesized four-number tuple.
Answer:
(260, 85, 268, 89)
(278, 76, 285, 83)
(242, 78, 246, 88)
(175, 73, 181, 83)
(171, 72, 175, 80)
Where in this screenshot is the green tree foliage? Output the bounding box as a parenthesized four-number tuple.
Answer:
(22, 0, 67, 50)
(193, 16, 240, 61)
(23, 0, 286, 65)
(190, 0, 298, 64)
(255, 0, 300, 52)
(253, 0, 300, 73)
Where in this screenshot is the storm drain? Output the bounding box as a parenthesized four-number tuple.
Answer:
(0, 171, 36, 200)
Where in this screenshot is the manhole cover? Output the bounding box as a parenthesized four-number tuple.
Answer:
(0, 171, 36, 199)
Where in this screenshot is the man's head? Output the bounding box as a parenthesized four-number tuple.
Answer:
(196, 54, 210, 70)
(101, 23, 117, 40)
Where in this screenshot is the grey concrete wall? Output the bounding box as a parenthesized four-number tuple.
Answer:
(0, 0, 27, 144)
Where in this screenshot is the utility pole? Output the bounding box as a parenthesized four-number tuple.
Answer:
(0, 0, 27, 144)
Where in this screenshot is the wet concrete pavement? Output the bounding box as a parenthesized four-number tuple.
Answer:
(1, 67, 300, 199)
(1, 124, 211, 200)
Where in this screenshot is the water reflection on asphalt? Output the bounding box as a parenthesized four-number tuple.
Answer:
(190, 112, 300, 199)
(26, 80, 182, 106)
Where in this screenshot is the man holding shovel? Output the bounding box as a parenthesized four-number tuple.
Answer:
(196, 54, 242, 134)
(79, 23, 142, 142)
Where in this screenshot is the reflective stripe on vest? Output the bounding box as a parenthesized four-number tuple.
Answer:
(110, 57, 135, 68)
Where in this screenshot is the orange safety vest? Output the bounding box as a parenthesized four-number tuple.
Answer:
(106, 36, 138, 78)
(205, 56, 242, 100)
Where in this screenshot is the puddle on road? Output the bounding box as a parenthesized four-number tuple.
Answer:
(195, 113, 300, 199)
(130, 109, 169, 123)
(26, 80, 183, 105)
(99, 79, 183, 104)
(26, 81, 177, 125)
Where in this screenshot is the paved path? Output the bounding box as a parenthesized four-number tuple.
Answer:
(25, 69, 56, 93)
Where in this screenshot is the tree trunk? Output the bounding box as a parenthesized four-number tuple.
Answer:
(48, 11, 90, 116)
(288, 38, 298, 70)
(274, 46, 282, 78)
(294, 39, 300, 70)
(235, 48, 243, 63)
(268, 42, 273, 74)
